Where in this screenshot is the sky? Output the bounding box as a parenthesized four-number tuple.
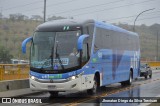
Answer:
(0, 0, 160, 25)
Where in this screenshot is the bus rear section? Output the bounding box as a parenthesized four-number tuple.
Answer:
(92, 21, 140, 87)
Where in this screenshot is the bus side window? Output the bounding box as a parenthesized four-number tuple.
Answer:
(94, 27, 102, 53)
(82, 44, 88, 63)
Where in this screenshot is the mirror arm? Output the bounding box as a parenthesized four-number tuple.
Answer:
(77, 34, 89, 67)
(77, 34, 89, 50)
(22, 37, 33, 54)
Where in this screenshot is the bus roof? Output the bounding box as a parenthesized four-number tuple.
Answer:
(95, 21, 138, 36)
(36, 19, 138, 36)
(36, 19, 94, 31)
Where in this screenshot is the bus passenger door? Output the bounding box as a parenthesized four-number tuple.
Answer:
(101, 50, 112, 85)
(81, 43, 92, 90)
(82, 44, 88, 65)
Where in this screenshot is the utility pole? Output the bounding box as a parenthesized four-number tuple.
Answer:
(157, 31, 159, 61)
(44, 0, 46, 22)
(0, 6, 3, 19)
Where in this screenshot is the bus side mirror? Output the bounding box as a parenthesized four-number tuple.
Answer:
(77, 34, 89, 50)
(22, 37, 33, 54)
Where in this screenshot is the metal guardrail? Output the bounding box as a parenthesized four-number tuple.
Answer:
(0, 62, 160, 81)
(147, 61, 160, 67)
(147, 61, 160, 69)
(0, 64, 29, 81)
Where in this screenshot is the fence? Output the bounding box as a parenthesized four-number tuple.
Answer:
(0, 64, 29, 81)
(0, 61, 160, 81)
(147, 61, 160, 67)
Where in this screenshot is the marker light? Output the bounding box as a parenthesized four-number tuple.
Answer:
(67, 26, 69, 30)
(63, 26, 66, 30)
(76, 26, 80, 29)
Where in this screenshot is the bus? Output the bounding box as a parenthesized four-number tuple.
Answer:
(22, 19, 140, 96)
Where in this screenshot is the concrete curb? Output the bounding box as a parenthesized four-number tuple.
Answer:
(0, 88, 42, 97)
(0, 79, 29, 92)
(0, 79, 43, 97)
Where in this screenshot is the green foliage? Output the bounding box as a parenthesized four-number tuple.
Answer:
(0, 46, 13, 63)
(0, 15, 159, 61)
(117, 23, 160, 61)
(0, 17, 41, 60)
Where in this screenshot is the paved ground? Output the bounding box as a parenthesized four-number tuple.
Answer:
(0, 88, 41, 97)
(0, 69, 160, 106)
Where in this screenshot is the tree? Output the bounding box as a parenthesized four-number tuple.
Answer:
(0, 46, 13, 63)
(9, 13, 26, 22)
(4, 36, 9, 48)
(17, 13, 25, 21)
(47, 15, 66, 21)
(0, 13, 2, 19)
(9, 14, 16, 22)
(30, 15, 43, 21)
(12, 36, 18, 49)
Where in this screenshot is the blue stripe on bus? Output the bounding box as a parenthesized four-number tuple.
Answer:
(30, 70, 83, 79)
(82, 49, 140, 85)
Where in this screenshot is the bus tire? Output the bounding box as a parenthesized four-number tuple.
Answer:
(145, 75, 148, 79)
(126, 71, 133, 85)
(87, 76, 98, 95)
(149, 74, 152, 78)
(49, 91, 59, 97)
(121, 81, 126, 86)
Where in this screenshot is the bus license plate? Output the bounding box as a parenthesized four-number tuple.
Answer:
(48, 85, 56, 89)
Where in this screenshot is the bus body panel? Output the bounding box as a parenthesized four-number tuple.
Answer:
(25, 19, 140, 92)
(30, 70, 95, 91)
(89, 21, 140, 87)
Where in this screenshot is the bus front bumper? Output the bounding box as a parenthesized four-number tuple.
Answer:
(29, 76, 82, 92)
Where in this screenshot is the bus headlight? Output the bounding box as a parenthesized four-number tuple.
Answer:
(68, 71, 84, 80)
(30, 75, 36, 80)
(71, 76, 76, 80)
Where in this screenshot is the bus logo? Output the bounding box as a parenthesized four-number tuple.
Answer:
(50, 79, 53, 83)
(98, 52, 102, 58)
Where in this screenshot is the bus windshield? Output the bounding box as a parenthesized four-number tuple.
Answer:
(30, 30, 81, 72)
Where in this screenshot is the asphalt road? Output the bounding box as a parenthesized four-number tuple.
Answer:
(2, 70, 160, 106)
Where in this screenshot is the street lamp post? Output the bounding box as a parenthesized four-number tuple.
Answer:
(157, 31, 159, 61)
(133, 8, 155, 32)
(44, 0, 46, 22)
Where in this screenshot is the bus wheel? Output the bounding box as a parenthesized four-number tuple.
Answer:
(149, 74, 152, 78)
(49, 91, 59, 97)
(121, 81, 126, 86)
(87, 76, 98, 95)
(126, 71, 133, 85)
(145, 75, 148, 79)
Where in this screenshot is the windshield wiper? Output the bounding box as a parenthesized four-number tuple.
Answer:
(55, 41, 65, 70)
(40, 57, 51, 70)
(51, 45, 54, 69)
(40, 45, 54, 70)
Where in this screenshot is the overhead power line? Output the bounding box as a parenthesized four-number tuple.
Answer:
(5, 0, 79, 13)
(128, 15, 160, 22)
(71, 0, 157, 17)
(105, 10, 160, 21)
(49, 0, 126, 15)
(45, 0, 78, 9)
(3, 0, 43, 11)
(108, 15, 160, 25)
